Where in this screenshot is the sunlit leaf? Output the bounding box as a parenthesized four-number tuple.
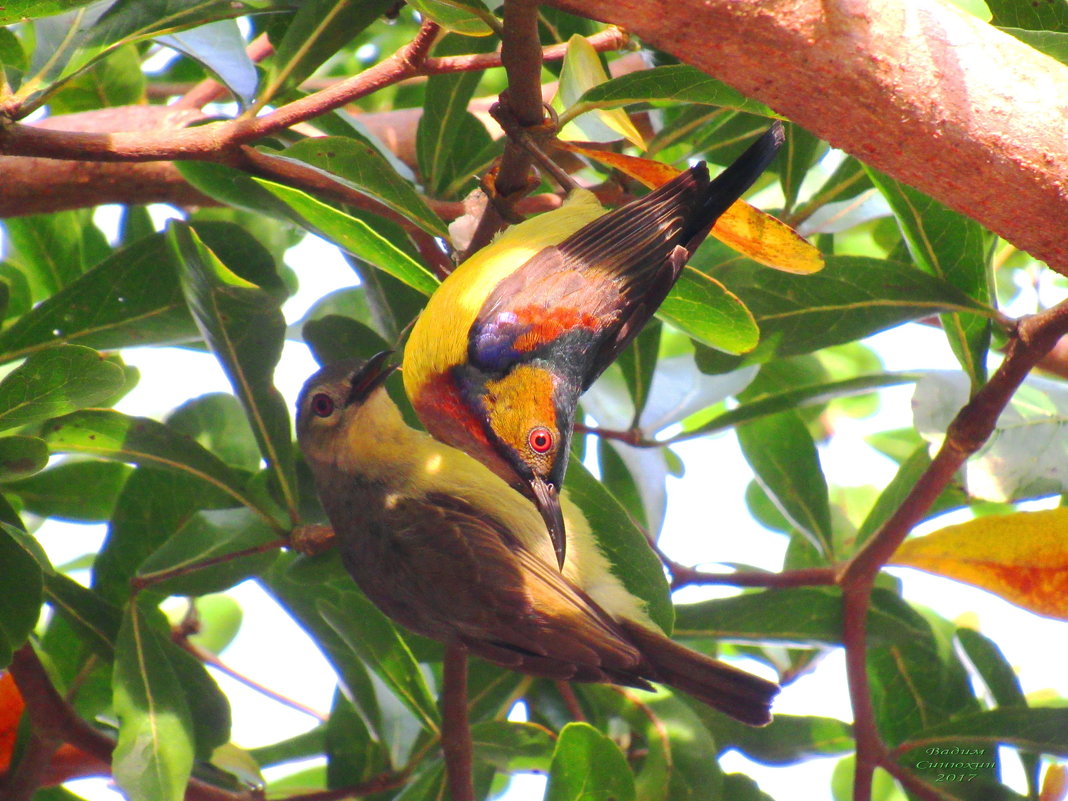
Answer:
(659, 269, 758, 354)
(564, 64, 773, 122)
(169, 221, 297, 521)
(547, 722, 636, 801)
(913, 371, 1068, 502)
(0, 436, 49, 481)
(112, 602, 195, 801)
(408, 0, 495, 35)
(891, 508, 1068, 621)
(271, 136, 448, 238)
(737, 410, 833, 557)
(556, 34, 646, 148)
(255, 179, 439, 296)
(0, 344, 126, 432)
(39, 409, 270, 521)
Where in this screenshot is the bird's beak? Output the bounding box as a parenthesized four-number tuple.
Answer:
(346, 350, 397, 407)
(530, 476, 566, 569)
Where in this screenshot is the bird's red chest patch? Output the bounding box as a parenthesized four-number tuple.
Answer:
(510, 306, 601, 353)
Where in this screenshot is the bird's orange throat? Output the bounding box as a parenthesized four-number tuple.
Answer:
(413, 371, 519, 488)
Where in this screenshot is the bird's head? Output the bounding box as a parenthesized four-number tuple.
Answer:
(296, 352, 401, 474)
(476, 363, 575, 568)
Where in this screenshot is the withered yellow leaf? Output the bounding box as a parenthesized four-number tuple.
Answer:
(890, 508, 1068, 620)
(554, 140, 823, 275)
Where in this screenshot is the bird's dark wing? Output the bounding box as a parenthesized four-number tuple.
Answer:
(468, 122, 785, 389)
(339, 491, 647, 684)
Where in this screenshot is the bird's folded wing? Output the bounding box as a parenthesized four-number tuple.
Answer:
(367, 492, 643, 677)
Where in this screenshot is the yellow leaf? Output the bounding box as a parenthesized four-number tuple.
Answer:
(1042, 763, 1067, 801)
(712, 201, 824, 274)
(890, 508, 1068, 620)
(554, 141, 824, 274)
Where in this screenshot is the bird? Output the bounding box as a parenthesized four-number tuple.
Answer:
(403, 123, 785, 568)
(296, 354, 779, 726)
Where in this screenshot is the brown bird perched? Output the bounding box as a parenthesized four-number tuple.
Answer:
(296, 354, 779, 725)
(403, 123, 785, 567)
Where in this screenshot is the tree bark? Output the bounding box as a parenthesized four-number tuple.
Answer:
(543, 0, 1068, 274)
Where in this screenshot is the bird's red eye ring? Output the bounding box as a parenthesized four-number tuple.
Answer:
(528, 427, 554, 454)
(311, 393, 335, 418)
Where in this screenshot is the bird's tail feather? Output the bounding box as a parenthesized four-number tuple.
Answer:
(620, 619, 779, 726)
(683, 120, 786, 249)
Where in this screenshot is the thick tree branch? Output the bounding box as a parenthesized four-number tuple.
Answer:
(441, 645, 474, 801)
(543, 0, 1068, 275)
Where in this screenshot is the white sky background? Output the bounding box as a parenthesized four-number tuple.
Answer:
(16, 198, 1067, 801)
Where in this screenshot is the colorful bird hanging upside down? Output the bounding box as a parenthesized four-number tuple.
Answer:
(296, 355, 779, 726)
(403, 122, 786, 568)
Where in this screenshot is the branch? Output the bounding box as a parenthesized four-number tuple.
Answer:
(461, 0, 546, 257)
(441, 645, 474, 801)
(543, 0, 1068, 276)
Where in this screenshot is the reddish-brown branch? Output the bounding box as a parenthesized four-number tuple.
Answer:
(554, 681, 587, 722)
(461, 0, 546, 257)
(543, 0, 1068, 276)
(670, 566, 836, 590)
(441, 645, 475, 801)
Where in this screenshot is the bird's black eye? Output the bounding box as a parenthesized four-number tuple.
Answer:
(528, 427, 553, 454)
(311, 393, 335, 418)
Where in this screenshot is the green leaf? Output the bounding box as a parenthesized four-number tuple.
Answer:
(136, 508, 280, 596)
(168, 221, 297, 521)
(276, 136, 449, 238)
(866, 169, 991, 387)
(556, 34, 646, 148)
(616, 322, 661, 427)
(0, 0, 99, 24)
(408, 0, 496, 35)
(472, 720, 555, 772)
(156, 19, 256, 107)
(318, 597, 441, 734)
(263, 0, 396, 99)
(0, 231, 197, 363)
(699, 709, 853, 765)
(112, 602, 196, 801)
(0, 523, 44, 667)
(566, 65, 774, 121)
(302, 315, 392, 368)
(166, 393, 261, 472)
(547, 722, 636, 801)
(44, 572, 121, 657)
(674, 587, 925, 646)
(0, 435, 49, 480)
(92, 469, 235, 605)
(736, 409, 833, 557)
(778, 124, 824, 213)
(0, 344, 126, 432)
(39, 409, 272, 522)
(325, 690, 390, 788)
(658, 268, 759, 354)
(416, 32, 497, 199)
(867, 603, 979, 746)
(956, 628, 1027, 710)
(988, 0, 1068, 30)
(680, 373, 918, 442)
(855, 445, 968, 547)
(2, 210, 91, 297)
(1000, 27, 1068, 65)
(692, 254, 994, 373)
(47, 42, 145, 114)
(902, 708, 1068, 754)
(913, 371, 1068, 502)
(255, 179, 439, 296)
(563, 459, 674, 633)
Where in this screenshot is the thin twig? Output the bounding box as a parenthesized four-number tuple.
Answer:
(176, 637, 329, 722)
(555, 681, 587, 722)
(130, 538, 288, 592)
(441, 645, 475, 801)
